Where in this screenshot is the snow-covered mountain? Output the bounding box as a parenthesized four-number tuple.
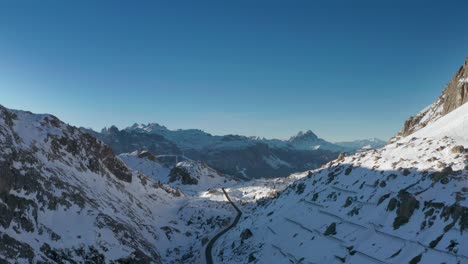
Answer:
(123, 123, 250, 151)
(92, 123, 386, 179)
(287, 130, 345, 151)
(123, 124, 374, 153)
(286, 131, 386, 152)
(213, 59, 468, 263)
(0, 105, 239, 263)
(396, 56, 468, 138)
(91, 126, 341, 179)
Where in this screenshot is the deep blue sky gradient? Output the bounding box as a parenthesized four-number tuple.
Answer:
(1, 0, 467, 141)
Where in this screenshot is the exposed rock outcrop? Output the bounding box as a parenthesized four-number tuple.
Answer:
(397, 57, 468, 137)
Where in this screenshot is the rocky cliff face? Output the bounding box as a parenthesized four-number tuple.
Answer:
(398, 57, 468, 137)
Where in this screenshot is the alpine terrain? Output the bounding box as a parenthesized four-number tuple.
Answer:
(2, 1, 467, 263)
(211, 58, 468, 263)
(0, 57, 466, 264)
(0, 105, 243, 263)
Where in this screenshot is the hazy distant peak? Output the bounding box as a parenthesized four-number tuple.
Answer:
(101, 125, 120, 134)
(289, 130, 318, 141)
(125, 122, 168, 132)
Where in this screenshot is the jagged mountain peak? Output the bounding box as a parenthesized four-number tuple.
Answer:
(101, 125, 120, 134)
(289, 130, 319, 141)
(125, 122, 168, 133)
(397, 57, 468, 138)
(287, 130, 347, 152)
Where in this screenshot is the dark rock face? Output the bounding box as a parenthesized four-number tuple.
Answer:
(40, 243, 106, 264)
(398, 57, 468, 137)
(324, 222, 337, 236)
(0, 234, 35, 262)
(50, 128, 132, 183)
(451, 145, 465, 154)
(168, 167, 198, 185)
(289, 130, 319, 142)
(137, 150, 157, 161)
(393, 190, 420, 229)
(442, 58, 468, 115)
(240, 229, 253, 240)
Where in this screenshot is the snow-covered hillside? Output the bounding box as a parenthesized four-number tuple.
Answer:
(213, 61, 468, 263)
(214, 103, 468, 263)
(0, 105, 238, 263)
(411, 102, 468, 145)
(118, 150, 172, 183)
(119, 150, 238, 194)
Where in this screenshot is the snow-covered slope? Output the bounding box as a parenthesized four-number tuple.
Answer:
(411, 102, 468, 146)
(118, 150, 171, 183)
(0, 105, 237, 263)
(214, 107, 468, 263)
(119, 150, 238, 194)
(213, 64, 468, 263)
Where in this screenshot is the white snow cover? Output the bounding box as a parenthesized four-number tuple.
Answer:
(410, 102, 468, 145)
(118, 151, 171, 183)
(458, 77, 468, 86)
(213, 102, 468, 263)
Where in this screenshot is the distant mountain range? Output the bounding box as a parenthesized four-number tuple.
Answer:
(83, 124, 385, 179)
(121, 124, 385, 152)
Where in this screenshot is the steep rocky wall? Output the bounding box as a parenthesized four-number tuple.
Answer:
(398, 57, 468, 137)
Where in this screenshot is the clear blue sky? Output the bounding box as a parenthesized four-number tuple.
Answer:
(1, 0, 467, 141)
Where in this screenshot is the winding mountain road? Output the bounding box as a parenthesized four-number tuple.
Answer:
(205, 188, 242, 264)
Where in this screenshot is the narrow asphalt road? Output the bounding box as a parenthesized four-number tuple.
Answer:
(205, 188, 242, 264)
